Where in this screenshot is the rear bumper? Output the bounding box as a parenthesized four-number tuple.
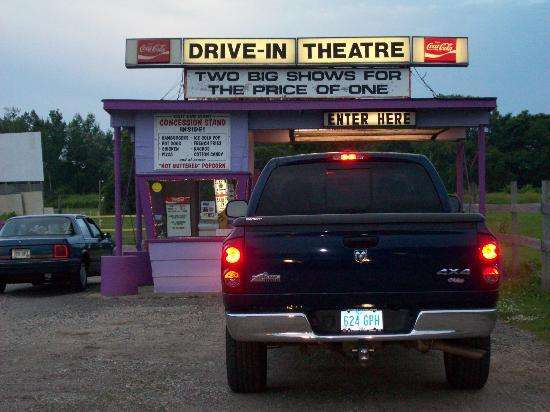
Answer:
(0, 259, 80, 283)
(226, 309, 497, 342)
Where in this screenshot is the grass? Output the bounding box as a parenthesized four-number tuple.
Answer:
(486, 212, 542, 238)
(496, 246, 549, 342)
(485, 212, 549, 343)
(464, 189, 540, 204)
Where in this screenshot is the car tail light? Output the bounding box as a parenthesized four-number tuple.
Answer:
(53, 244, 69, 258)
(221, 235, 244, 291)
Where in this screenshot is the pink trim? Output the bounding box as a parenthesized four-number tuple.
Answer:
(147, 236, 225, 243)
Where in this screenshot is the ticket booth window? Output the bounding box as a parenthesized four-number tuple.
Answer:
(148, 179, 237, 239)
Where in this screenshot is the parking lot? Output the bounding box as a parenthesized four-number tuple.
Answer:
(1, 279, 549, 411)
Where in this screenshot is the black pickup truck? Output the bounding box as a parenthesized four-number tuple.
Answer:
(222, 152, 501, 392)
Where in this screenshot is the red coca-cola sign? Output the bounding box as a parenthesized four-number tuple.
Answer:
(137, 39, 171, 64)
(424, 37, 457, 63)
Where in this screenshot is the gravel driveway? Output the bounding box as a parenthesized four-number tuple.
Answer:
(1, 278, 549, 411)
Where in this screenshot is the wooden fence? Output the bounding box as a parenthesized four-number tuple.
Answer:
(491, 181, 549, 290)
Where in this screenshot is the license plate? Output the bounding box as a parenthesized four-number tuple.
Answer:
(341, 309, 383, 332)
(11, 249, 30, 259)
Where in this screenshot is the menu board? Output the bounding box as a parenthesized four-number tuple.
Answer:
(165, 196, 191, 237)
(154, 113, 231, 171)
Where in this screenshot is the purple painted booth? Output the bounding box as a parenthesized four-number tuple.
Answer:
(102, 97, 496, 294)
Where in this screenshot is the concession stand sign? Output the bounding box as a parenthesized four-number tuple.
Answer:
(185, 68, 410, 99)
(154, 114, 231, 171)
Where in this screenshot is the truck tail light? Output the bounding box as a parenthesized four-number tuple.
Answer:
(221, 235, 244, 291)
(478, 234, 499, 262)
(482, 266, 500, 285)
(332, 153, 365, 161)
(478, 234, 500, 286)
(53, 244, 69, 259)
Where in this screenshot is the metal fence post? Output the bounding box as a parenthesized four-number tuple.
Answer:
(510, 181, 519, 277)
(542, 181, 550, 290)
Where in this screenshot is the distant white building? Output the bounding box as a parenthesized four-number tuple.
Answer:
(0, 132, 45, 215)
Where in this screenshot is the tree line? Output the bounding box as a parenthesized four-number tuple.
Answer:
(1, 107, 548, 212)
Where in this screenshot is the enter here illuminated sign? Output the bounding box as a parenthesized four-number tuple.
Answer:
(324, 111, 416, 128)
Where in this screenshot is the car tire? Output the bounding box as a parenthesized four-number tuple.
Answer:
(0, 283, 6, 294)
(226, 327, 267, 393)
(444, 336, 491, 390)
(70, 262, 88, 292)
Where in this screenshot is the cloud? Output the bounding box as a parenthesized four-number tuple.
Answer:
(1, 0, 549, 128)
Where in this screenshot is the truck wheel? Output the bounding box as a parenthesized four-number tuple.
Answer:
(70, 263, 88, 292)
(444, 336, 491, 389)
(0, 283, 5, 294)
(226, 327, 267, 393)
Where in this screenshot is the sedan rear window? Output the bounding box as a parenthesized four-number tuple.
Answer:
(0, 217, 75, 237)
(256, 161, 442, 215)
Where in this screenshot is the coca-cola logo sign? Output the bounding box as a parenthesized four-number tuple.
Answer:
(137, 39, 170, 64)
(424, 37, 457, 63)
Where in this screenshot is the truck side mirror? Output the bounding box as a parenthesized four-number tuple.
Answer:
(226, 200, 248, 218)
(449, 195, 462, 213)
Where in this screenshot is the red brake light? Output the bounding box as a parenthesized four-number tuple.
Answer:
(332, 153, 365, 161)
(53, 244, 69, 258)
(341, 153, 357, 161)
(478, 235, 499, 262)
(224, 246, 241, 264)
(482, 266, 500, 284)
(222, 236, 244, 291)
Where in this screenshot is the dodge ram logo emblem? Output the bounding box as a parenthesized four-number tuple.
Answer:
(354, 249, 370, 264)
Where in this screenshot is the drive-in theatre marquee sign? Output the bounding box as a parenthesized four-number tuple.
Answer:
(126, 36, 468, 99)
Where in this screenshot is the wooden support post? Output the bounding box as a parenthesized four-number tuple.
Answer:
(510, 181, 519, 277)
(541, 181, 550, 290)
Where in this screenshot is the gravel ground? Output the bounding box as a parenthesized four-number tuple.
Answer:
(1, 278, 549, 411)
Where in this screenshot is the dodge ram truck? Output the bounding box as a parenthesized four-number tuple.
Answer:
(222, 152, 500, 392)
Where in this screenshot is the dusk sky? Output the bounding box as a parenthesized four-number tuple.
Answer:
(2, 0, 549, 128)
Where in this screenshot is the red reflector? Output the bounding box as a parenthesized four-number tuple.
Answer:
(53, 244, 69, 258)
(482, 266, 500, 284)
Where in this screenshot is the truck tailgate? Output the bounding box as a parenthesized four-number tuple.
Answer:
(239, 213, 485, 295)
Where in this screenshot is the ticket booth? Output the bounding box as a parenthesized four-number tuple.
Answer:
(101, 36, 495, 295)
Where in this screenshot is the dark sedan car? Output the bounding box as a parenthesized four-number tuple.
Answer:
(0, 214, 114, 293)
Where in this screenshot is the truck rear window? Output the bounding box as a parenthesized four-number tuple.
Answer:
(256, 161, 442, 215)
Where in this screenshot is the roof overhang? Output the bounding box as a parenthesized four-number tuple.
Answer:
(102, 97, 497, 114)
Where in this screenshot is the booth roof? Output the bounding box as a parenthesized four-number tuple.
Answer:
(102, 97, 497, 113)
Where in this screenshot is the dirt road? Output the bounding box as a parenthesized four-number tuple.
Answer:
(1, 279, 549, 411)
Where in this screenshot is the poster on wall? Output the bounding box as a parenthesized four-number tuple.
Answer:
(154, 114, 231, 171)
(200, 200, 217, 220)
(165, 196, 191, 237)
(185, 68, 410, 99)
(214, 179, 236, 213)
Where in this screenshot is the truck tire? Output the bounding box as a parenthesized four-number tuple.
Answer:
(70, 262, 88, 292)
(444, 336, 491, 389)
(226, 327, 267, 393)
(0, 283, 5, 293)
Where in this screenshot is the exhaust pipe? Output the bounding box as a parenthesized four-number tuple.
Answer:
(416, 340, 486, 360)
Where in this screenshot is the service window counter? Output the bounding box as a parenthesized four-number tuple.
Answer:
(133, 112, 252, 293)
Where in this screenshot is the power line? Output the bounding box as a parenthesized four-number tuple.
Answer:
(412, 67, 438, 97)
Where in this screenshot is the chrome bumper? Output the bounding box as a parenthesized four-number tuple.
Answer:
(226, 309, 497, 342)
